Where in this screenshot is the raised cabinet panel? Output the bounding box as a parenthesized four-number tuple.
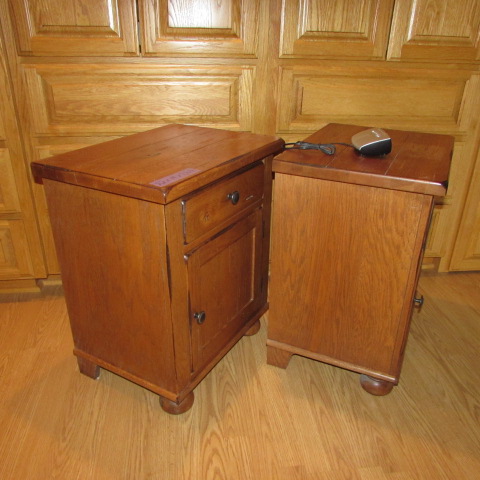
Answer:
(0, 220, 35, 278)
(139, 0, 259, 57)
(424, 143, 463, 257)
(280, 0, 394, 59)
(449, 148, 480, 270)
(0, 90, 21, 213)
(8, 0, 139, 56)
(277, 66, 467, 134)
(188, 209, 263, 374)
(0, 26, 46, 283)
(22, 65, 254, 134)
(0, 149, 21, 213)
(388, 0, 480, 62)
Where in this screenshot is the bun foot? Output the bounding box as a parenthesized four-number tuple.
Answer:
(77, 356, 100, 379)
(360, 374, 395, 396)
(244, 319, 261, 336)
(159, 392, 194, 414)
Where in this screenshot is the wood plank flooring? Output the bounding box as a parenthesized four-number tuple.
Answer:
(0, 272, 479, 479)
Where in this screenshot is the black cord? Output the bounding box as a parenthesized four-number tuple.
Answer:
(284, 141, 354, 155)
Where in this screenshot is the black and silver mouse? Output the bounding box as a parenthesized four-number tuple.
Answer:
(351, 128, 392, 156)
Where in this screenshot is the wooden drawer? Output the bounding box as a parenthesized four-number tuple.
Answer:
(183, 163, 264, 243)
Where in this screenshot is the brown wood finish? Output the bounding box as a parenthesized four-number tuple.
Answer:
(8, 0, 139, 56)
(1, 272, 480, 478)
(387, 0, 480, 62)
(268, 124, 454, 394)
(280, 0, 395, 59)
(2, 0, 480, 285)
(32, 124, 283, 413)
(0, 22, 45, 286)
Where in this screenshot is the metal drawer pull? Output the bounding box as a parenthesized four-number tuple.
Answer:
(227, 191, 240, 205)
(194, 311, 206, 325)
(413, 295, 424, 308)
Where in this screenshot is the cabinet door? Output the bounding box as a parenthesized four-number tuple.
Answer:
(139, 0, 259, 57)
(8, 0, 139, 56)
(280, 0, 394, 59)
(449, 148, 480, 271)
(0, 220, 35, 279)
(187, 209, 263, 374)
(0, 146, 20, 214)
(0, 31, 44, 282)
(388, 0, 480, 62)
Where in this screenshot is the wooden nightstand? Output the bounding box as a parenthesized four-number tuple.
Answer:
(32, 124, 283, 414)
(267, 123, 453, 395)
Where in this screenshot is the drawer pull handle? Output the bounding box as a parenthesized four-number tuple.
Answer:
(227, 191, 240, 205)
(413, 295, 424, 308)
(194, 311, 206, 325)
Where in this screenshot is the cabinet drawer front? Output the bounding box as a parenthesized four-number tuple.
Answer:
(183, 163, 264, 243)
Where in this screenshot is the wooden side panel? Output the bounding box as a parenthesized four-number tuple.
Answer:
(32, 139, 121, 274)
(8, 0, 139, 56)
(388, 0, 480, 62)
(268, 174, 431, 377)
(140, 0, 259, 57)
(23, 64, 254, 134)
(280, 0, 394, 59)
(42, 179, 179, 394)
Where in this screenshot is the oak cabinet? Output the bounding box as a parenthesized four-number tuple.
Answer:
(0, 29, 44, 289)
(280, 0, 480, 62)
(280, 0, 395, 60)
(2, 0, 480, 289)
(8, 0, 258, 58)
(139, 0, 260, 57)
(7, 0, 139, 56)
(449, 147, 480, 271)
(31, 124, 283, 413)
(274, 0, 480, 271)
(388, 0, 480, 62)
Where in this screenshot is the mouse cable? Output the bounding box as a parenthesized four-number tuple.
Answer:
(284, 141, 354, 155)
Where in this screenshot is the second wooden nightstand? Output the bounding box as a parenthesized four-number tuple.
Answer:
(267, 123, 453, 395)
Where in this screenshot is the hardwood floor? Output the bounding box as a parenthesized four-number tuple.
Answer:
(0, 272, 479, 479)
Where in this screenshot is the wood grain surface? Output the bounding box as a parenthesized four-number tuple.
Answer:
(0, 272, 479, 479)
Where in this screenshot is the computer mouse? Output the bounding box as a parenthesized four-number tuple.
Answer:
(351, 128, 392, 156)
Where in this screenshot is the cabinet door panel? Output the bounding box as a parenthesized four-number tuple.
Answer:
(0, 149, 21, 213)
(0, 220, 35, 278)
(139, 0, 259, 57)
(8, 0, 139, 56)
(23, 64, 254, 134)
(449, 148, 480, 270)
(278, 66, 467, 134)
(188, 209, 262, 374)
(0, 32, 46, 281)
(280, 0, 394, 59)
(388, 0, 480, 62)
